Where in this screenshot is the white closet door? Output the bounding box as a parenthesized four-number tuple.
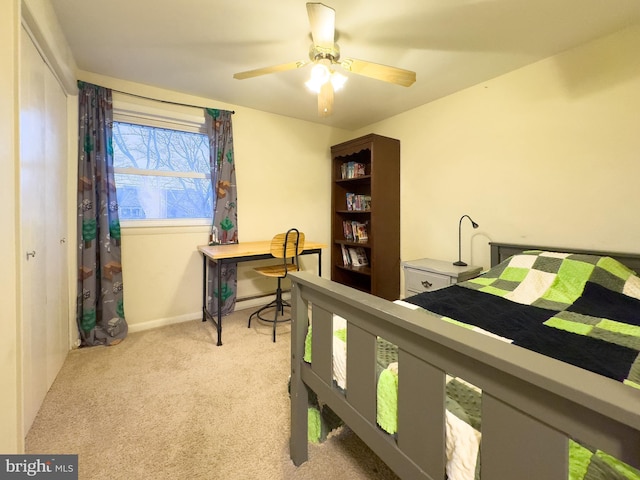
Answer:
(44, 50, 69, 387)
(20, 27, 69, 434)
(20, 27, 47, 434)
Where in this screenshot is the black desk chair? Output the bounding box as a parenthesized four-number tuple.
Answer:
(248, 228, 305, 342)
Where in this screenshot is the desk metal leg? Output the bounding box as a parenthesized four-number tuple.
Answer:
(202, 255, 207, 322)
(318, 251, 322, 277)
(216, 260, 223, 346)
(201, 255, 224, 346)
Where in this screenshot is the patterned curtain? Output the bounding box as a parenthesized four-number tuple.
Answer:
(205, 109, 238, 315)
(76, 81, 127, 346)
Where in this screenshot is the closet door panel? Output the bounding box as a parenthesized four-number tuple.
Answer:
(20, 27, 48, 434)
(20, 27, 69, 435)
(44, 57, 69, 387)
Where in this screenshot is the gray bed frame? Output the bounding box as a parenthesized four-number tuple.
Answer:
(289, 242, 640, 479)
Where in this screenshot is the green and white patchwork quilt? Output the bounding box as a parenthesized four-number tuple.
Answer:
(407, 251, 640, 387)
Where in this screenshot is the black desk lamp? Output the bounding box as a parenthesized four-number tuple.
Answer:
(453, 215, 479, 266)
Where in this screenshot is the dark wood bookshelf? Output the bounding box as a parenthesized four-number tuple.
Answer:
(330, 134, 400, 301)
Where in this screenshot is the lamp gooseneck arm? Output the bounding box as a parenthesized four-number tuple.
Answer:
(458, 215, 463, 263)
(453, 214, 478, 267)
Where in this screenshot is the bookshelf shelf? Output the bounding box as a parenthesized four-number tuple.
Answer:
(335, 175, 372, 184)
(336, 239, 371, 247)
(330, 134, 400, 300)
(335, 264, 372, 276)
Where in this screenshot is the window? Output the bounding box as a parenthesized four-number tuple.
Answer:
(112, 96, 213, 225)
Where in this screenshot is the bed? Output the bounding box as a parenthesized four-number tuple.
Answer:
(289, 242, 640, 479)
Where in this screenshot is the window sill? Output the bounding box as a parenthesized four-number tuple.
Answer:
(120, 220, 210, 236)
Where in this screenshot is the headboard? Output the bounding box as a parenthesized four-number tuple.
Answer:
(490, 242, 640, 273)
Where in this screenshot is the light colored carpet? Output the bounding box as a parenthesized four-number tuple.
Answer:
(25, 307, 400, 480)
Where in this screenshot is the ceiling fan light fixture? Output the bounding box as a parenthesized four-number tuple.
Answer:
(305, 62, 331, 93)
(306, 60, 347, 94)
(330, 71, 347, 91)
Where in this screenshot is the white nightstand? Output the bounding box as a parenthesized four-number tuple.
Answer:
(402, 258, 483, 298)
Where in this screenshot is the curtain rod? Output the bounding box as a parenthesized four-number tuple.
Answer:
(111, 88, 235, 114)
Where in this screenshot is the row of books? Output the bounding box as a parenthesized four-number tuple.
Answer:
(340, 161, 366, 179)
(343, 220, 368, 243)
(346, 193, 371, 211)
(340, 245, 369, 267)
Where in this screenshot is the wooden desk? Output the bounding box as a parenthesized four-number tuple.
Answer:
(198, 240, 326, 345)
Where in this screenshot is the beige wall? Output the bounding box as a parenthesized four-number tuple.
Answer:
(0, 0, 21, 454)
(358, 24, 640, 271)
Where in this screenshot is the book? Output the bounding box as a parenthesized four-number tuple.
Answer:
(345, 193, 371, 211)
(348, 247, 368, 267)
(340, 244, 351, 266)
(343, 220, 354, 241)
(346, 192, 355, 211)
(340, 161, 366, 179)
(352, 221, 368, 243)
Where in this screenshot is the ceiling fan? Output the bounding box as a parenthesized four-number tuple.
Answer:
(233, 2, 416, 117)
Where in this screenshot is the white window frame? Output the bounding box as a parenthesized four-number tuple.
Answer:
(112, 92, 212, 228)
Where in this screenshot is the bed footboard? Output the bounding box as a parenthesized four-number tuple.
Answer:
(289, 272, 640, 479)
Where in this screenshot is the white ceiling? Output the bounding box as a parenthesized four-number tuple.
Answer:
(50, 0, 640, 130)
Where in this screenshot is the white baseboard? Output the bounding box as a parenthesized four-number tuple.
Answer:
(127, 312, 200, 334)
(127, 293, 289, 334)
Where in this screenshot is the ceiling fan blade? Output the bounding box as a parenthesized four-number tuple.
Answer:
(341, 58, 416, 87)
(307, 3, 335, 50)
(317, 81, 334, 117)
(233, 61, 307, 80)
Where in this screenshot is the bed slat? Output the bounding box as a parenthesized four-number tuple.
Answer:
(482, 394, 567, 479)
(290, 283, 309, 466)
(310, 304, 334, 386)
(397, 350, 446, 478)
(346, 322, 377, 424)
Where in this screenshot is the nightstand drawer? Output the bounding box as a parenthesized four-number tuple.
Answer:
(404, 268, 452, 293)
(402, 258, 483, 298)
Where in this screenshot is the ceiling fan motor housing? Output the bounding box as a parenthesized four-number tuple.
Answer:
(309, 44, 340, 64)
